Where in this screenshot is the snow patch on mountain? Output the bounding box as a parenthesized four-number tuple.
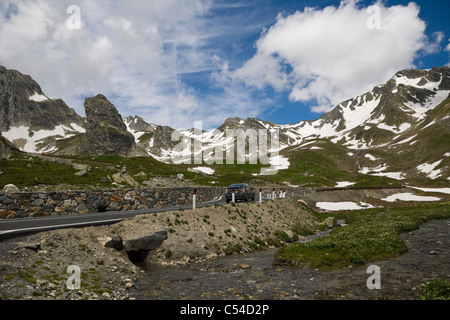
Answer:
(2, 124, 85, 153)
(410, 187, 450, 194)
(192, 167, 215, 175)
(370, 171, 406, 180)
(381, 193, 440, 202)
(316, 201, 375, 211)
(29, 92, 50, 102)
(335, 181, 356, 188)
(364, 154, 379, 161)
(405, 90, 450, 121)
(417, 160, 443, 179)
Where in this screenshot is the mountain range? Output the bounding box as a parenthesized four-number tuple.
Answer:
(0, 64, 449, 187)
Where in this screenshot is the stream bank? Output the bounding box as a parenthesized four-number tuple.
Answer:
(133, 219, 449, 300)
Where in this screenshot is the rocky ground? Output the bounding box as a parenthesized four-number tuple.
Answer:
(1, 197, 448, 301)
(133, 218, 449, 300)
(0, 199, 321, 300)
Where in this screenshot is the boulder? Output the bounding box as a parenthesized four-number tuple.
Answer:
(15, 242, 41, 251)
(322, 216, 335, 228)
(283, 230, 295, 241)
(133, 171, 147, 178)
(72, 163, 92, 172)
(0, 209, 16, 219)
(74, 169, 88, 176)
(111, 171, 139, 188)
(2, 184, 20, 194)
(123, 230, 168, 262)
(0, 195, 14, 205)
(95, 199, 109, 212)
(104, 236, 124, 251)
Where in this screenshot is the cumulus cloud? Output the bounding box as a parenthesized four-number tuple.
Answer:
(0, 0, 445, 129)
(446, 38, 450, 66)
(0, 0, 225, 128)
(231, 0, 442, 113)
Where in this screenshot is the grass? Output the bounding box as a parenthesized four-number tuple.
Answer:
(0, 153, 195, 189)
(0, 139, 394, 190)
(0, 138, 433, 190)
(274, 202, 450, 270)
(421, 278, 450, 300)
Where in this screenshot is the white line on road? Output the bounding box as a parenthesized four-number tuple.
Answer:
(0, 219, 124, 236)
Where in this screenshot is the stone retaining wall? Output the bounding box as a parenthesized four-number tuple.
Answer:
(0, 187, 225, 219)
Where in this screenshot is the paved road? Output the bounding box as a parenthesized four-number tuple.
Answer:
(0, 196, 228, 239)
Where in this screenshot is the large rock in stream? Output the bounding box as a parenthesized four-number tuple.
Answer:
(123, 230, 168, 263)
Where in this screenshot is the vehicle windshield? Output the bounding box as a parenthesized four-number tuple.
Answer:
(228, 184, 244, 189)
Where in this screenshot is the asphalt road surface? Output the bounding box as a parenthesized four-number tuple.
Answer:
(0, 195, 264, 239)
(0, 197, 226, 239)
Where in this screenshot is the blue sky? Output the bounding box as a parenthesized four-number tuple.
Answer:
(0, 0, 449, 129)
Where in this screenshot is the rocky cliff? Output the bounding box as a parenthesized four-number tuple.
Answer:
(0, 66, 86, 153)
(81, 94, 146, 157)
(0, 132, 18, 159)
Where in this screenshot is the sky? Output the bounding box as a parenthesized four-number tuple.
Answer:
(0, 0, 449, 130)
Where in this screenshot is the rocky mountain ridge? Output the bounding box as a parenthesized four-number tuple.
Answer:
(122, 66, 450, 182)
(1, 65, 449, 183)
(0, 66, 86, 154)
(81, 94, 145, 157)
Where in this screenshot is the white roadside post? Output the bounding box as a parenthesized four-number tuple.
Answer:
(193, 189, 197, 210)
(272, 188, 275, 200)
(259, 189, 262, 203)
(232, 192, 235, 203)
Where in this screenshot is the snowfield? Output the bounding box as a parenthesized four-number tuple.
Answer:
(269, 155, 290, 170)
(381, 193, 441, 202)
(417, 160, 443, 179)
(370, 171, 406, 180)
(192, 167, 215, 175)
(410, 187, 450, 195)
(2, 124, 85, 153)
(316, 201, 375, 211)
(364, 153, 379, 161)
(335, 181, 356, 188)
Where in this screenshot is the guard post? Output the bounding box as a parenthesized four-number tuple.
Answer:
(193, 189, 197, 210)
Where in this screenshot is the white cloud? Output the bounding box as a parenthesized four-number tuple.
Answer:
(0, 0, 445, 130)
(446, 38, 450, 66)
(232, 53, 289, 91)
(231, 0, 440, 113)
(0, 0, 225, 128)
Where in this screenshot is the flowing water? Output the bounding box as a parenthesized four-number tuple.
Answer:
(133, 220, 449, 300)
